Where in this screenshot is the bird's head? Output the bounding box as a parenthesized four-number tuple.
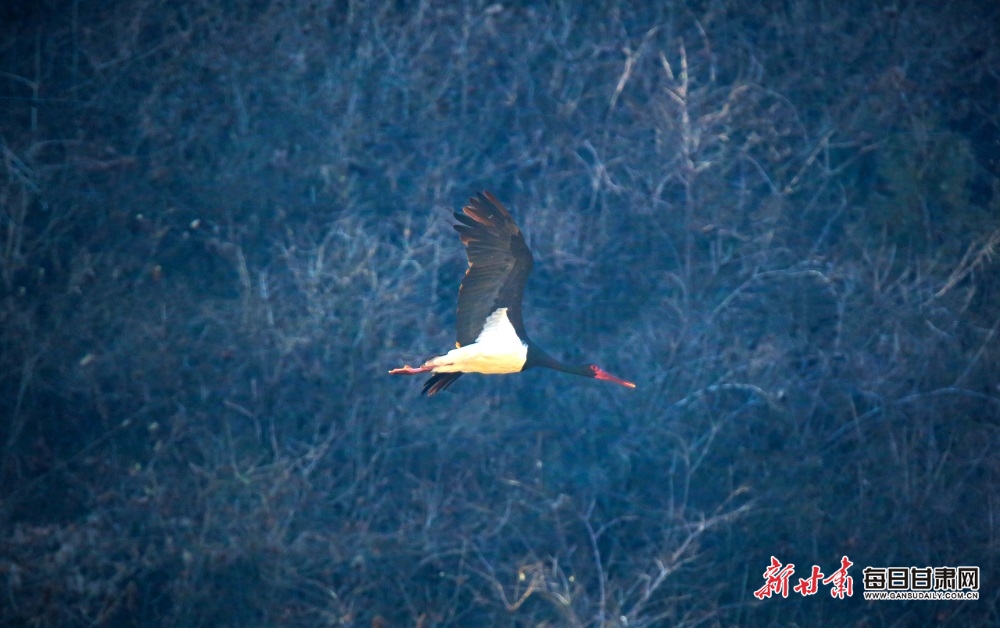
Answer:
(586, 364, 636, 389)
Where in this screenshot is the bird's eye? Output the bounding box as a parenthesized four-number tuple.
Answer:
(590, 365, 598, 373)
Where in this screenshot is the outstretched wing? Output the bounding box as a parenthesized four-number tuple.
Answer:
(452, 191, 534, 348)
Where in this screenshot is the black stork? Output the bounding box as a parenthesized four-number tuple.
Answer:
(389, 191, 635, 396)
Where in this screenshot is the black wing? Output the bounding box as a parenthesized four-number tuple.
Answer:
(452, 191, 534, 348)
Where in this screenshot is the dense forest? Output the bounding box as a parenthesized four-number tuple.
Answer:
(2, 0, 998, 625)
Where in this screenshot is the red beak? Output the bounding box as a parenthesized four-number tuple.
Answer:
(593, 367, 636, 389)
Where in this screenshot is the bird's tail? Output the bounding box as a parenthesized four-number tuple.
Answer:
(422, 372, 463, 396)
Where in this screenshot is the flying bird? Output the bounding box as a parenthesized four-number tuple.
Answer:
(389, 191, 635, 396)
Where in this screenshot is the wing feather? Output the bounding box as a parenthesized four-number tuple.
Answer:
(452, 191, 534, 348)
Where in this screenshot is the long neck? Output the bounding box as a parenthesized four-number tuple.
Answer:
(524, 343, 590, 377)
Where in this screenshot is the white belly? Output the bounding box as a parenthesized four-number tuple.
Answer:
(425, 307, 528, 374)
(427, 342, 527, 374)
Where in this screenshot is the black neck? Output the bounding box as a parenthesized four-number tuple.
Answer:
(524, 343, 590, 377)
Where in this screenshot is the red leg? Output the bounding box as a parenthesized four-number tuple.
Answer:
(388, 364, 433, 375)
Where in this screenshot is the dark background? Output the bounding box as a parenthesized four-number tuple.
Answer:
(2, 0, 999, 625)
